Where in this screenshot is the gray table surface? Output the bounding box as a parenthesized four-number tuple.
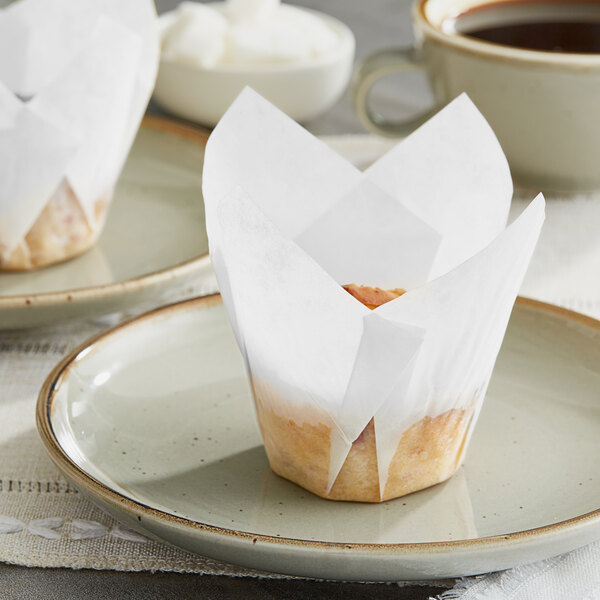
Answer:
(1, 1, 451, 597)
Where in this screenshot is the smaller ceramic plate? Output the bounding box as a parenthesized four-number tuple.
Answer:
(0, 117, 212, 330)
(37, 296, 600, 581)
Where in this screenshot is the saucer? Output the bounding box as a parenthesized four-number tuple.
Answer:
(37, 295, 600, 580)
(0, 117, 212, 329)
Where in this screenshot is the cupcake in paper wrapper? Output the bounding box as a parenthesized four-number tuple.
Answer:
(203, 88, 545, 503)
(0, 0, 158, 271)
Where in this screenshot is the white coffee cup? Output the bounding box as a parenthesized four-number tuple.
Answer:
(353, 0, 600, 193)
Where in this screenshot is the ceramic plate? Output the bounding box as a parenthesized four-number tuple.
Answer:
(37, 295, 600, 581)
(0, 117, 212, 330)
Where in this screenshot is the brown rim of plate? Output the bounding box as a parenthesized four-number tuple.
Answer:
(0, 115, 212, 310)
(36, 294, 600, 554)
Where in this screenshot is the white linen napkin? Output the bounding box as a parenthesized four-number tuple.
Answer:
(436, 541, 600, 599)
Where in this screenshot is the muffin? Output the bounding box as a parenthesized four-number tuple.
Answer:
(0, 0, 158, 271)
(202, 88, 545, 505)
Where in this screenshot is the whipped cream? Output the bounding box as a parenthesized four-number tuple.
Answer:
(162, 0, 342, 68)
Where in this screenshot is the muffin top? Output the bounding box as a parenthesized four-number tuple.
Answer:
(342, 284, 405, 310)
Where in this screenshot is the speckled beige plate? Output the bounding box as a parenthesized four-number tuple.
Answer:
(0, 117, 212, 330)
(37, 295, 600, 581)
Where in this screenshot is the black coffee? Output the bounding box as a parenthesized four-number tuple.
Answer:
(450, 1, 600, 53)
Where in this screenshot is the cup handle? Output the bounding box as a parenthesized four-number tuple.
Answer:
(352, 46, 435, 137)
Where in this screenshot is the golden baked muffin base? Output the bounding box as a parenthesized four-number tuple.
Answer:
(0, 182, 111, 271)
(255, 396, 472, 502)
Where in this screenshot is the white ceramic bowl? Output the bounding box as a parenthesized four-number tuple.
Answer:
(153, 6, 355, 126)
